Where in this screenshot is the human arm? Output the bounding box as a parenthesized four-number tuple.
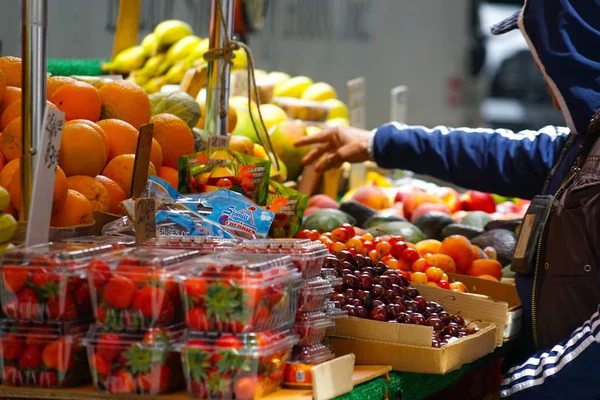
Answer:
(500, 306, 600, 399)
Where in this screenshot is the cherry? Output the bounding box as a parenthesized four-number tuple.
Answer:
(351, 299, 363, 308)
(428, 301, 444, 314)
(426, 317, 445, 331)
(443, 323, 460, 337)
(458, 331, 467, 338)
(342, 269, 355, 277)
(411, 313, 426, 325)
(372, 300, 385, 308)
(431, 339, 441, 348)
(374, 275, 392, 290)
(342, 304, 356, 317)
(324, 256, 340, 269)
(413, 296, 428, 313)
(369, 306, 388, 321)
(334, 283, 344, 293)
(342, 275, 358, 290)
(392, 303, 405, 316)
(391, 284, 402, 297)
(387, 320, 398, 323)
(384, 289, 397, 304)
(355, 306, 368, 319)
(450, 314, 465, 327)
(465, 325, 480, 335)
(370, 284, 384, 300)
(342, 261, 356, 271)
(344, 288, 356, 299)
(388, 236, 405, 245)
(356, 291, 373, 309)
(406, 287, 420, 298)
(404, 300, 418, 313)
(359, 267, 375, 276)
(391, 241, 408, 258)
(373, 262, 387, 276)
(354, 254, 368, 269)
(332, 293, 346, 307)
(357, 274, 373, 290)
(396, 312, 412, 324)
(386, 273, 402, 287)
(340, 224, 356, 238)
(385, 304, 399, 319)
(397, 275, 409, 287)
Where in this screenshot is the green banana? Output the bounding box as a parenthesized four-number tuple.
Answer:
(166, 36, 202, 64)
(154, 20, 193, 47)
(103, 45, 147, 73)
(0, 187, 9, 213)
(0, 214, 17, 244)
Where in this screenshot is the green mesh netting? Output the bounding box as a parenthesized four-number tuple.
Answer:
(47, 59, 107, 77)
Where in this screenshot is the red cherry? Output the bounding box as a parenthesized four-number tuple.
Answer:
(438, 280, 451, 290)
(402, 248, 419, 262)
(340, 224, 356, 238)
(390, 242, 408, 258)
(388, 236, 405, 245)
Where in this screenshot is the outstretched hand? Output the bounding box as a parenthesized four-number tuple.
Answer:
(294, 126, 373, 172)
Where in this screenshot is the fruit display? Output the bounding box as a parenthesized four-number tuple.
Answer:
(85, 325, 185, 395)
(0, 320, 90, 387)
(0, 242, 118, 321)
(178, 330, 297, 400)
(234, 239, 329, 279)
(87, 248, 203, 331)
(178, 252, 302, 333)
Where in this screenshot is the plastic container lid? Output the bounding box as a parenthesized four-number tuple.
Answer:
(0, 319, 90, 339)
(295, 311, 335, 330)
(84, 323, 186, 350)
(291, 344, 336, 364)
(144, 236, 239, 253)
(62, 236, 135, 247)
(301, 277, 334, 295)
(93, 247, 202, 273)
(235, 239, 329, 259)
(179, 330, 299, 356)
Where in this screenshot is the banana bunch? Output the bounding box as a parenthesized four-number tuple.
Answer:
(0, 186, 17, 256)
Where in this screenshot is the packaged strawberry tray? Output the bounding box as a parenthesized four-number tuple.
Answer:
(234, 239, 329, 279)
(88, 248, 203, 331)
(0, 242, 117, 321)
(84, 324, 185, 395)
(0, 320, 90, 387)
(293, 311, 335, 346)
(62, 236, 135, 249)
(144, 236, 239, 253)
(177, 330, 298, 399)
(178, 252, 302, 333)
(297, 277, 334, 313)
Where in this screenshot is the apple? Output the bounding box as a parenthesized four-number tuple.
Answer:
(460, 190, 496, 213)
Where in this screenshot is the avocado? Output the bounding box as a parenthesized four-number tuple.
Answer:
(302, 209, 356, 233)
(484, 219, 522, 234)
(339, 201, 377, 228)
(471, 229, 517, 266)
(367, 221, 425, 243)
(460, 211, 493, 230)
(441, 224, 484, 240)
(413, 212, 455, 240)
(363, 213, 408, 230)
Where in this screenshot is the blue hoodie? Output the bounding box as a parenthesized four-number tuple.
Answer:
(372, 1, 600, 398)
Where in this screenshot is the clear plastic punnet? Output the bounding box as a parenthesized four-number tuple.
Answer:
(0, 242, 118, 321)
(88, 248, 203, 331)
(62, 235, 136, 249)
(84, 324, 185, 395)
(234, 239, 328, 278)
(290, 343, 336, 364)
(178, 252, 302, 333)
(293, 311, 335, 346)
(0, 319, 91, 387)
(297, 277, 334, 313)
(144, 236, 240, 254)
(177, 330, 298, 399)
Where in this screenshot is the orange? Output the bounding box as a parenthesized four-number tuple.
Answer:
(0, 159, 19, 188)
(59, 120, 107, 177)
(158, 166, 178, 189)
(0, 117, 22, 161)
(46, 76, 78, 99)
(50, 81, 101, 122)
(0, 57, 22, 88)
(472, 245, 486, 261)
(150, 138, 163, 169)
(70, 119, 110, 160)
(98, 80, 151, 129)
(439, 235, 474, 275)
(67, 175, 110, 213)
(150, 114, 194, 169)
(0, 100, 58, 131)
(96, 119, 138, 161)
(425, 254, 457, 274)
(0, 70, 5, 104)
(8, 163, 68, 212)
(415, 239, 442, 258)
(102, 154, 157, 196)
(467, 259, 502, 280)
(95, 175, 127, 215)
(50, 189, 93, 227)
(0, 153, 6, 174)
(0, 87, 21, 114)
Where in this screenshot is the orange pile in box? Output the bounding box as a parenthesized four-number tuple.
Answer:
(298, 224, 503, 288)
(0, 57, 195, 227)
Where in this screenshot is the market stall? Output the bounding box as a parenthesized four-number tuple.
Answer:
(0, 0, 524, 399)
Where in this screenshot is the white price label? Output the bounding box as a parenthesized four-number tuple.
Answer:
(390, 85, 409, 123)
(347, 77, 365, 129)
(26, 107, 65, 246)
(208, 135, 230, 149)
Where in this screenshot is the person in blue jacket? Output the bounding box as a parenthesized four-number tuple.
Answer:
(296, 1, 600, 398)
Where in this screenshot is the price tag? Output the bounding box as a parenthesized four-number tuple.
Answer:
(134, 198, 156, 245)
(26, 107, 65, 246)
(347, 77, 365, 129)
(130, 123, 154, 198)
(208, 135, 230, 149)
(390, 85, 409, 123)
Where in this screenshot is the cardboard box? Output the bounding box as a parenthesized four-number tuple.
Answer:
(448, 274, 522, 342)
(330, 321, 496, 374)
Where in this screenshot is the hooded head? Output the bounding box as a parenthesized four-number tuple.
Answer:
(491, 0, 600, 135)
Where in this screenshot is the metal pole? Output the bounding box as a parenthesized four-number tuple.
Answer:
(20, 0, 47, 221)
(205, 0, 235, 137)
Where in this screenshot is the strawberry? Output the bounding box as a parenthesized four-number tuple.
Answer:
(89, 353, 111, 376)
(1, 333, 24, 360)
(97, 334, 122, 362)
(48, 294, 77, 320)
(212, 335, 243, 365)
(234, 376, 259, 400)
(103, 275, 136, 309)
(142, 328, 171, 345)
(88, 260, 111, 287)
(2, 265, 29, 293)
(137, 364, 171, 394)
(38, 370, 58, 387)
(109, 369, 136, 394)
(18, 345, 42, 369)
(184, 277, 208, 299)
(3, 365, 23, 386)
(15, 288, 41, 319)
(74, 282, 91, 313)
(42, 338, 74, 372)
(187, 307, 210, 331)
(116, 263, 148, 286)
(132, 286, 168, 319)
(190, 380, 209, 398)
(28, 257, 57, 267)
(252, 304, 270, 327)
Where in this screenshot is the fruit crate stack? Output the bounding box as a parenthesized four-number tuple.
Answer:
(0, 242, 128, 388)
(234, 239, 348, 388)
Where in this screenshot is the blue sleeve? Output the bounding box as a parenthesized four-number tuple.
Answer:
(372, 123, 570, 199)
(500, 307, 600, 399)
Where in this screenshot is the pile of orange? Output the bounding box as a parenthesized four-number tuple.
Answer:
(0, 56, 195, 227)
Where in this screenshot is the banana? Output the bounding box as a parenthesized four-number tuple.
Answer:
(103, 45, 147, 74)
(139, 53, 166, 77)
(232, 48, 248, 69)
(0, 214, 17, 244)
(154, 20, 193, 47)
(72, 76, 114, 89)
(0, 187, 9, 213)
(126, 71, 150, 86)
(157, 57, 173, 76)
(140, 32, 159, 56)
(143, 76, 167, 94)
(167, 36, 202, 64)
(165, 61, 188, 84)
